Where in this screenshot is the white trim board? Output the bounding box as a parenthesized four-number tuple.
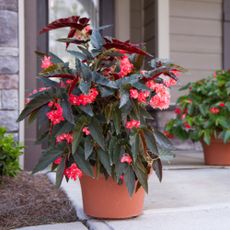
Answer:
(156, 0, 170, 59)
(18, 0, 25, 169)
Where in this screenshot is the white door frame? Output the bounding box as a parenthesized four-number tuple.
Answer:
(18, 0, 25, 169)
(156, 0, 170, 59)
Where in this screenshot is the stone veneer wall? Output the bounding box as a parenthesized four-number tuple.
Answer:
(0, 0, 19, 139)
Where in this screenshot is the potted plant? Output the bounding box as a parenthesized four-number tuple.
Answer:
(17, 16, 181, 219)
(165, 70, 230, 166)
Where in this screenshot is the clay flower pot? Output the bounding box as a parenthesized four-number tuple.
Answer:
(80, 174, 145, 219)
(201, 138, 230, 166)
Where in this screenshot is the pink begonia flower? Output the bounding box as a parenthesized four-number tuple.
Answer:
(84, 25, 91, 34)
(56, 133, 73, 144)
(125, 120, 140, 129)
(46, 102, 65, 125)
(120, 174, 124, 181)
(149, 92, 170, 110)
(129, 89, 139, 99)
(219, 102, 225, 107)
(210, 107, 220, 114)
(82, 127, 91, 135)
(184, 122, 191, 129)
(118, 56, 134, 78)
(137, 91, 150, 104)
(163, 131, 173, 139)
(69, 88, 99, 106)
(54, 157, 62, 165)
(174, 108, 181, 115)
(41, 56, 53, 69)
(64, 163, 83, 181)
(213, 72, 217, 78)
(181, 113, 187, 119)
(120, 153, 133, 165)
(164, 78, 177, 88)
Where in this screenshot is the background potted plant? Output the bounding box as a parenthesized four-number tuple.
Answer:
(165, 70, 230, 166)
(17, 15, 182, 219)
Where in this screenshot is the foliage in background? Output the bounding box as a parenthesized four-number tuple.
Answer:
(0, 127, 23, 178)
(165, 70, 230, 145)
(17, 16, 183, 196)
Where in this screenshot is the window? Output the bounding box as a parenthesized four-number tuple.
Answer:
(49, 0, 99, 61)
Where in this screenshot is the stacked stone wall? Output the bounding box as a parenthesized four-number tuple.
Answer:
(0, 0, 19, 138)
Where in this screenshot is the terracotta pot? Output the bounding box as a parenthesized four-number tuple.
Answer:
(80, 173, 145, 219)
(201, 138, 230, 166)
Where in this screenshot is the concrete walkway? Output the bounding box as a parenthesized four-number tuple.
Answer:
(17, 152, 230, 230)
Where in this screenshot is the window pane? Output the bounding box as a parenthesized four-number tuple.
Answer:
(49, 0, 99, 62)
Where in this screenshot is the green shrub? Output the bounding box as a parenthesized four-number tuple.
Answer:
(0, 127, 23, 177)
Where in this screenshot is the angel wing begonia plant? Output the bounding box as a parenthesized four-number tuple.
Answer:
(17, 16, 183, 196)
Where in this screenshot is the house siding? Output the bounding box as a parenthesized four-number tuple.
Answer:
(0, 0, 19, 138)
(155, 0, 223, 151)
(169, 0, 223, 103)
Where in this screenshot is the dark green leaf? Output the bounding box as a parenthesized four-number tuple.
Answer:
(133, 165, 148, 193)
(92, 72, 118, 89)
(130, 132, 140, 162)
(32, 149, 62, 174)
(119, 88, 130, 108)
(124, 167, 136, 197)
(143, 129, 159, 155)
(88, 118, 105, 150)
(79, 81, 90, 94)
(84, 136, 93, 160)
(98, 149, 112, 176)
(153, 130, 173, 149)
(91, 29, 104, 50)
(152, 157, 162, 182)
(79, 105, 94, 117)
(72, 119, 86, 154)
(67, 50, 87, 60)
(112, 106, 121, 135)
(61, 98, 74, 124)
(56, 158, 65, 187)
(73, 149, 93, 177)
(17, 91, 52, 122)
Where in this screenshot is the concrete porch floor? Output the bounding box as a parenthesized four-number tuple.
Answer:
(17, 151, 230, 230)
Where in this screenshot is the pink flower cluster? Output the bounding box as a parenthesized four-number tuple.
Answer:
(41, 56, 53, 69)
(56, 133, 73, 144)
(120, 153, 133, 165)
(69, 88, 99, 106)
(129, 89, 150, 104)
(125, 119, 140, 129)
(164, 78, 177, 88)
(118, 56, 134, 78)
(163, 131, 173, 139)
(210, 107, 220, 114)
(64, 163, 83, 181)
(82, 127, 90, 135)
(46, 102, 65, 125)
(146, 80, 170, 110)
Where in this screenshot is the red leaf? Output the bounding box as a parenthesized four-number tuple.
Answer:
(103, 38, 151, 57)
(40, 16, 90, 34)
(66, 27, 77, 48)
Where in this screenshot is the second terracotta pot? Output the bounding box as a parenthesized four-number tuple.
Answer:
(80, 174, 145, 219)
(201, 138, 230, 166)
